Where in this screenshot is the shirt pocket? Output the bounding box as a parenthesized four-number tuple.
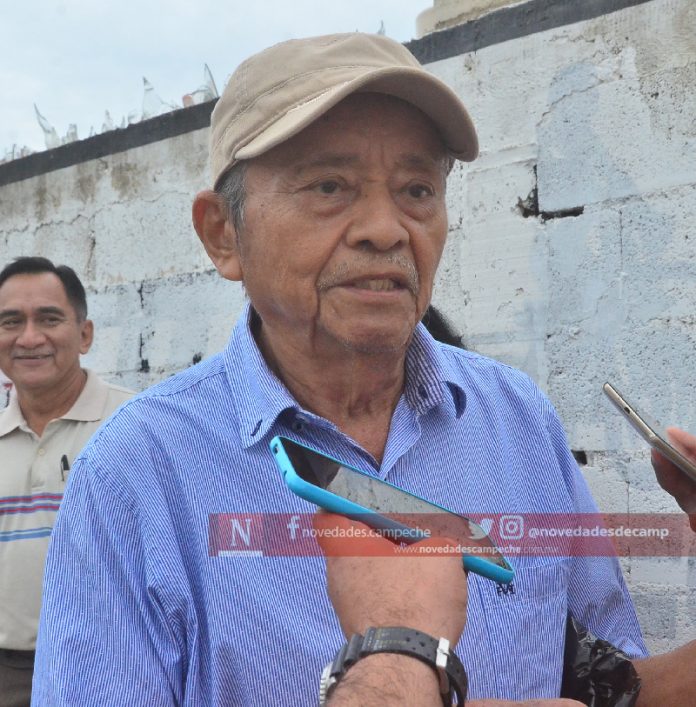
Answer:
(463, 560, 569, 700)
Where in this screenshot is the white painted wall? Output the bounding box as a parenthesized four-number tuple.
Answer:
(428, 0, 696, 653)
(1, 129, 246, 392)
(1, 0, 694, 652)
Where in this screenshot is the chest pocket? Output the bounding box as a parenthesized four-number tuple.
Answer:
(462, 560, 569, 700)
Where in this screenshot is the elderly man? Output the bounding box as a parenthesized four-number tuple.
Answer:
(0, 257, 132, 706)
(32, 33, 691, 705)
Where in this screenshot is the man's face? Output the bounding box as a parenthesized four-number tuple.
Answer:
(234, 93, 449, 358)
(0, 272, 92, 395)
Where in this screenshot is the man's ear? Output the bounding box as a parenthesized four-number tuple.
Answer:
(79, 319, 94, 355)
(192, 190, 243, 281)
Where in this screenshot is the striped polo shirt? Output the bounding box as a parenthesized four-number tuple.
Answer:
(0, 370, 132, 650)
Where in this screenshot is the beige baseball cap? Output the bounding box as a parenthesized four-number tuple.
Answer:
(210, 32, 478, 187)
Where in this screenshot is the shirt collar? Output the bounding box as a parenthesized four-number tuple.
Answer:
(405, 323, 467, 419)
(224, 304, 302, 449)
(223, 303, 467, 449)
(63, 369, 112, 422)
(0, 369, 109, 437)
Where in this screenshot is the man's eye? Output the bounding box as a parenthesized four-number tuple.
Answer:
(315, 181, 341, 195)
(0, 319, 20, 328)
(39, 317, 62, 326)
(407, 184, 434, 199)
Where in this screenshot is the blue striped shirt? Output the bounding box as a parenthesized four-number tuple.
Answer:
(33, 304, 646, 705)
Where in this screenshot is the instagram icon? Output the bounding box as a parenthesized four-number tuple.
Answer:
(499, 515, 524, 540)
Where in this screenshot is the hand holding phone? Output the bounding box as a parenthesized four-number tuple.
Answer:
(270, 435, 515, 583)
(603, 382, 696, 483)
(603, 383, 696, 532)
(651, 427, 696, 532)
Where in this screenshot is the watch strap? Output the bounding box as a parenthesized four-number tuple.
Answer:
(319, 627, 467, 705)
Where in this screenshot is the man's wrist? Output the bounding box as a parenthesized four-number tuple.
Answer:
(319, 627, 467, 706)
(327, 653, 443, 706)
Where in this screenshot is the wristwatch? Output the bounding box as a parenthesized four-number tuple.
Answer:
(319, 627, 467, 705)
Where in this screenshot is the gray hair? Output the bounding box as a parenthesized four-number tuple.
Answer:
(214, 162, 247, 234)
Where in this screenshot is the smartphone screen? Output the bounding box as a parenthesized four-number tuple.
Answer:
(603, 382, 696, 483)
(279, 436, 513, 571)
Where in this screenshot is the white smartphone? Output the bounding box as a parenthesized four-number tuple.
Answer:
(603, 382, 696, 483)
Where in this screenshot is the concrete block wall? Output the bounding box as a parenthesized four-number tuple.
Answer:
(1, 125, 246, 391)
(1, 0, 694, 651)
(421, 0, 696, 651)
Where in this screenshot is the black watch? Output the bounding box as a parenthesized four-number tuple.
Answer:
(319, 627, 467, 705)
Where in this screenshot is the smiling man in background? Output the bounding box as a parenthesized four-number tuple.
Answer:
(0, 257, 132, 706)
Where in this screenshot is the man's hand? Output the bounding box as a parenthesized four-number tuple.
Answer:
(314, 511, 468, 643)
(634, 639, 696, 705)
(314, 512, 468, 706)
(651, 427, 696, 531)
(468, 701, 584, 706)
(314, 514, 590, 706)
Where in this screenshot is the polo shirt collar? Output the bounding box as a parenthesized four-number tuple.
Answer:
(62, 369, 111, 422)
(224, 303, 467, 449)
(0, 369, 108, 437)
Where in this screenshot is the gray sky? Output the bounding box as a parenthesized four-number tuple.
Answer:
(1, 0, 432, 155)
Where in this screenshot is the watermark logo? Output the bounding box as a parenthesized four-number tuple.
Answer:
(209, 513, 264, 557)
(207, 512, 692, 558)
(287, 514, 301, 541)
(470, 517, 494, 539)
(499, 514, 525, 540)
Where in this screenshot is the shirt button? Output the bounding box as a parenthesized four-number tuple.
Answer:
(38, 448, 46, 456)
(292, 415, 308, 432)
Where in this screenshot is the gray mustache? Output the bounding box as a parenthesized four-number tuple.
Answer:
(317, 254, 419, 294)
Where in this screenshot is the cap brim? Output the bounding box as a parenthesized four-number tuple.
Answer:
(235, 66, 478, 163)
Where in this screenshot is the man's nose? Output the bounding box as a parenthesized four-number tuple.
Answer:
(345, 187, 410, 252)
(16, 320, 47, 348)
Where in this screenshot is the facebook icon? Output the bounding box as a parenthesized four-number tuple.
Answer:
(287, 515, 301, 540)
